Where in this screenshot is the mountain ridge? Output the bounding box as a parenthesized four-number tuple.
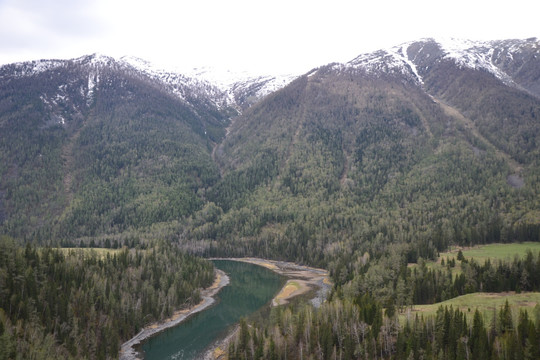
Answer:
(3, 36, 538, 110)
(345, 37, 540, 97)
(0, 36, 539, 249)
(1, 37, 540, 360)
(194, 36, 540, 264)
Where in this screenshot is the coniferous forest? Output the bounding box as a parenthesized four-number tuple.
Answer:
(1, 39, 540, 359)
(0, 237, 213, 359)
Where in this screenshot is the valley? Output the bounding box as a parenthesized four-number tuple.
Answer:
(120, 267, 230, 360)
(139, 260, 284, 360)
(0, 37, 540, 359)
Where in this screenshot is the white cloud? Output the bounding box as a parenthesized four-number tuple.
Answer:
(0, 0, 108, 61)
(0, 0, 539, 74)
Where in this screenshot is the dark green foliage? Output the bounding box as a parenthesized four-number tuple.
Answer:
(349, 249, 540, 306)
(186, 66, 540, 274)
(207, 150, 278, 211)
(0, 236, 214, 359)
(210, 61, 540, 358)
(1, 44, 540, 359)
(229, 298, 540, 360)
(0, 60, 226, 242)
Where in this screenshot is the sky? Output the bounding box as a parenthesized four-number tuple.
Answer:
(1, 0, 539, 75)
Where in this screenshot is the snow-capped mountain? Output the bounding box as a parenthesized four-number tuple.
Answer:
(0, 51, 235, 237)
(0, 53, 299, 116)
(1, 37, 540, 244)
(347, 44, 425, 84)
(0, 53, 236, 140)
(186, 66, 299, 109)
(229, 73, 299, 109)
(2, 37, 538, 115)
(118, 56, 236, 110)
(106, 55, 299, 111)
(345, 37, 540, 96)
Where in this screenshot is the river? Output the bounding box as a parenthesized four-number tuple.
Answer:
(140, 260, 285, 359)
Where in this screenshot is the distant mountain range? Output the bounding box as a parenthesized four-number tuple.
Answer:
(1, 38, 539, 254)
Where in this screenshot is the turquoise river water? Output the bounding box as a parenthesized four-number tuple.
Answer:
(141, 260, 285, 359)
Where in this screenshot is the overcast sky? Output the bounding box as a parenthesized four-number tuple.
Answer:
(1, 0, 539, 75)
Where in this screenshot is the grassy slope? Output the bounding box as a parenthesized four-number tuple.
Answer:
(58, 247, 126, 258)
(404, 242, 540, 323)
(441, 242, 540, 263)
(409, 242, 540, 276)
(402, 292, 540, 324)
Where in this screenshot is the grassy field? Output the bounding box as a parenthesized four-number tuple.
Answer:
(409, 242, 540, 277)
(57, 247, 126, 258)
(440, 242, 540, 263)
(400, 292, 540, 325)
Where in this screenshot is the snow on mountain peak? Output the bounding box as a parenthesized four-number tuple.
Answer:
(181, 66, 299, 109)
(346, 37, 540, 87)
(114, 57, 299, 109)
(118, 55, 154, 72)
(74, 53, 117, 68)
(1, 53, 299, 112)
(186, 67, 256, 90)
(433, 38, 512, 83)
(0, 58, 65, 79)
(347, 41, 424, 84)
(186, 66, 299, 96)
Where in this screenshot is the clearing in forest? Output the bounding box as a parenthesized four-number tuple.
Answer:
(409, 242, 540, 277)
(401, 291, 540, 324)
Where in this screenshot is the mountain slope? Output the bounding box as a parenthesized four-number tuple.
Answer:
(185, 66, 300, 110)
(187, 38, 540, 267)
(0, 55, 230, 241)
(1, 39, 539, 360)
(1, 38, 539, 256)
(408, 38, 540, 165)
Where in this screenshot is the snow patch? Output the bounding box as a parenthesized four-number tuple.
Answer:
(347, 42, 424, 84)
(346, 37, 540, 87)
(436, 38, 511, 82)
(433, 37, 539, 86)
(2, 59, 64, 78)
(119, 57, 298, 109)
(87, 72, 98, 106)
(119, 56, 236, 108)
(74, 53, 116, 68)
(398, 45, 423, 84)
(186, 67, 299, 99)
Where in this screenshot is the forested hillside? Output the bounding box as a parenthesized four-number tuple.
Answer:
(210, 38, 540, 360)
(228, 295, 540, 359)
(0, 55, 230, 243)
(0, 236, 214, 359)
(187, 60, 540, 273)
(1, 38, 540, 359)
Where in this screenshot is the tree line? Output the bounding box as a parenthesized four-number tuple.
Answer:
(0, 236, 214, 359)
(228, 297, 540, 360)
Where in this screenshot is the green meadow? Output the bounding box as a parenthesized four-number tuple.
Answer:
(401, 292, 540, 325)
(409, 242, 540, 277)
(440, 242, 540, 263)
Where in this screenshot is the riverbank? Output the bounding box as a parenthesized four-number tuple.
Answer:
(204, 258, 332, 360)
(121, 258, 332, 360)
(219, 257, 332, 307)
(119, 269, 230, 360)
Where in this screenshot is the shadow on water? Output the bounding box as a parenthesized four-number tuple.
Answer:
(141, 260, 285, 360)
